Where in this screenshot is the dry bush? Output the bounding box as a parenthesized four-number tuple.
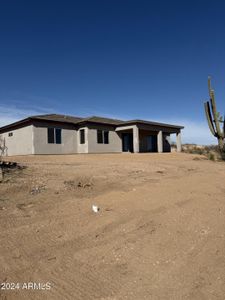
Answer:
(220, 151, 225, 161)
(208, 153, 215, 161)
(183, 144, 225, 161)
(0, 136, 7, 161)
(182, 144, 204, 155)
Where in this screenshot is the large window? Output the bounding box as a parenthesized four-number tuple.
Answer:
(97, 130, 109, 144)
(47, 128, 62, 144)
(80, 129, 85, 144)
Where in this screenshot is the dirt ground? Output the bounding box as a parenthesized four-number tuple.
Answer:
(0, 153, 225, 300)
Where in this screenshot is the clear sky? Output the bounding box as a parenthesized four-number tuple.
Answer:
(1, 0, 225, 144)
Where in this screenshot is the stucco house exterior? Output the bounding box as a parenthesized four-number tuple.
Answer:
(0, 114, 184, 156)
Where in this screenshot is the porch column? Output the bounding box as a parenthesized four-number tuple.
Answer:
(157, 130, 163, 153)
(176, 131, 182, 152)
(133, 125, 139, 153)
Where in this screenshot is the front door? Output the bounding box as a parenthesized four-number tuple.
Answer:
(122, 133, 133, 152)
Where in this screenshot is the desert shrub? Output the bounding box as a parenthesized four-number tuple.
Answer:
(183, 144, 224, 161)
(183, 146, 204, 155)
(0, 136, 7, 161)
(208, 153, 215, 161)
(177, 143, 225, 161)
(196, 148, 204, 155)
(204, 145, 219, 153)
(219, 151, 225, 161)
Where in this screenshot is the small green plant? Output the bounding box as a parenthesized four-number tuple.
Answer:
(208, 153, 215, 161)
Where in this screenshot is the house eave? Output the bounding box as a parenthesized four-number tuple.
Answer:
(117, 120, 184, 129)
(0, 118, 33, 134)
(0, 117, 78, 134)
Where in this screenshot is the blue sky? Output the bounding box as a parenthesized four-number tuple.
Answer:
(1, 0, 225, 144)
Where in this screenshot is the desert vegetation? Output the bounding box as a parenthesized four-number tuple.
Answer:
(204, 77, 225, 157)
(182, 144, 225, 161)
(183, 77, 225, 162)
(0, 136, 7, 161)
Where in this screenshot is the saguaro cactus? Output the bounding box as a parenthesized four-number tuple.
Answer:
(204, 77, 225, 151)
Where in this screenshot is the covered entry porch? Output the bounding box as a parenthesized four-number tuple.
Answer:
(115, 123, 182, 153)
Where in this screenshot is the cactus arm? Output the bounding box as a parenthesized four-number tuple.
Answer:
(204, 101, 217, 137)
(208, 76, 212, 96)
(210, 90, 224, 137)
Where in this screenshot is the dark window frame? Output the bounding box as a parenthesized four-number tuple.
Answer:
(97, 129, 103, 144)
(80, 129, 85, 144)
(55, 128, 62, 144)
(8, 132, 13, 137)
(97, 130, 109, 144)
(47, 128, 62, 144)
(48, 128, 55, 144)
(104, 131, 109, 144)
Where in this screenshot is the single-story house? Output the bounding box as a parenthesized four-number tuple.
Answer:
(0, 114, 184, 156)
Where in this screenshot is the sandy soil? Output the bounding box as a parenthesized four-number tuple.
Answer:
(0, 153, 225, 300)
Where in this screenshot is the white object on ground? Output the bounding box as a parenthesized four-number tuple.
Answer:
(92, 205, 100, 213)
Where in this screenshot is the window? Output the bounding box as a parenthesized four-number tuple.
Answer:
(47, 128, 62, 144)
(80, 129, 85, 144)
(104, 131, 109, 144)
(97, 130, 103, 143)
(97, 130, 109, 144)
(48, 128, 54, 143)
(8, 132, 13, 137)
(55, 128, 62, 144)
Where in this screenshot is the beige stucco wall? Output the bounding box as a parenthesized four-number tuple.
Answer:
(0, 125, 34, 156)
(0, 121, 176, 156)
(87, 125, 122, 153)
(33, 125, 77, 154)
